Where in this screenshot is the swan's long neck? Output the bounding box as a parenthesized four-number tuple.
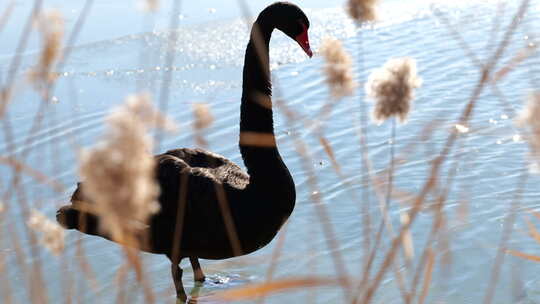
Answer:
(239, 20, 292, 192)
(240, 22, 273, 137)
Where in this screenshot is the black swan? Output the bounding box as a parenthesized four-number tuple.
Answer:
(56, 2, 312, 301)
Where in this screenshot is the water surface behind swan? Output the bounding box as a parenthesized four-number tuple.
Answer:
(1, 0, 539, 303)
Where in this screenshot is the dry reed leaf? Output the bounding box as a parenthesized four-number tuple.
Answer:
(365, 57, 422, 124)
(419, 248, 435, 304)
(530, 210, 540, 222)
(493, 45, 537, 83)
(29, 10, 64, 85)
(214, 277, 340, 301)
(372, 172, 417, 207)
(253, 92, 273, 109)
(456, 198, 470, 225)
(347, 0, 378, 23)
(506, 249, 540, 262)
(0, 1, 15, 30)
(320, 37, 356, 99)
(400, 212, 415, 260)
(79, 93, 174, 242)
(319, 136, 342, 173)
(0, 155, 64, 192)
(239, 131, 276, 147)
(524, 216, 540, 244)
(27, 209, 65, 255)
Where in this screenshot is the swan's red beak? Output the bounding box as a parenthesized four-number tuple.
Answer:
(295, 25, 312, 58)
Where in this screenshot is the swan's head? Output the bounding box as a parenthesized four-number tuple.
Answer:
(261, 2, 312, 57)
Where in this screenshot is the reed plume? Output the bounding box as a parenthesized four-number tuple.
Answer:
(517, 91, 540, 173)
(193, 103, 214, 130)
(30, 10, 64, 85)
(137, 0, 159, 12)
(320, 37, 356, 99)
(347, 0, 378, 23)
(192, 103, 214, 147)
(365, 57, 422, 124)
(27, 209, 65, 255)
(78, 93, 174, 243)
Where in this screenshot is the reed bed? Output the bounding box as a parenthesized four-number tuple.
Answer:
(0, 0, 539, 303)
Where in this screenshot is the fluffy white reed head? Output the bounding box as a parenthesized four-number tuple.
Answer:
(31, 10, 64, 84)
(193, 103, 214, 129)
(137, 0, 159, 12)
(27, 209, 65, 255)
(347, 0, 378, 23)
(365, 57, 422, 124)
(320, 37, 356, 99)
(517, 92, 540, 173)
(78, 93, 174, 242)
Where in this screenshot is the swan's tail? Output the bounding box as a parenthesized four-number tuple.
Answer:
(56, 203, 103, 239)
(56, 205, 79, 229)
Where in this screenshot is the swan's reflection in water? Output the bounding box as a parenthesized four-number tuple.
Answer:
(174, 273, 251, 303)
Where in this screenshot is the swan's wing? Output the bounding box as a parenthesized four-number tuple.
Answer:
(164, 148, 229, 169)
(163, 148, 249, 189)
(154, 152, 248, 218)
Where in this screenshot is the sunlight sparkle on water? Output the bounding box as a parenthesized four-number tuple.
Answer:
(455, 124, 469, 133)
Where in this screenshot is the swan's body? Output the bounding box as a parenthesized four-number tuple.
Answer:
(57, 2, 312, 301)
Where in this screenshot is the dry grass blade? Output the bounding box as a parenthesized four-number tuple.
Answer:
(505, 249, 540, 262)
(493, 45, 538, 83)
(400, 212, 414, 261)
(361, 58, 492, 303)
(0, 1, 15, 33)
(483, 171, 526, 304)
(530, 210, 540, 222)
(214, 277, 341, 301)
(319, 136, 342, 174)
(154, 0, 183, 150)
(272, 94, 352, 300)
(418, 249, 435, 304)
(256, 223, 289, 304)
(0, 155, 65, 192)
(0, 251, 13, 304)
(214, 182, 243, 256)
(372, 172, 416, 207)
(0, 0, 43, 107)
(524, 216, 540, 244)
(240, 131, 277, 147)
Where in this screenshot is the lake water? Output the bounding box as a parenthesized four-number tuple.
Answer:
(1, 0, 539, 303)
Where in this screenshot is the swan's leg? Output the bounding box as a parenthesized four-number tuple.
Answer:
(171, 262, 187, 301)
(189, 257, 206, 282)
